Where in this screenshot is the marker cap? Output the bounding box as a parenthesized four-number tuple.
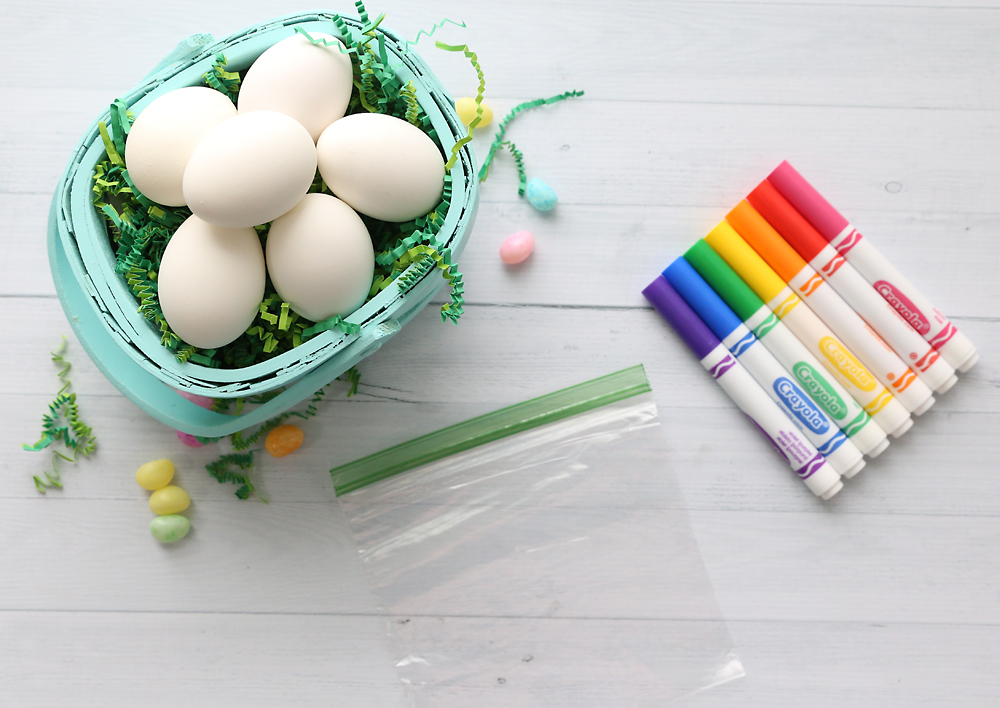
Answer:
(684, 240, 765, 322)
(643, 275, 720, 359)
(705, 221, 787, 303)
(663, 258, 743, 341)
(727, 200, 808, 282)
(746, 180, 829, 262)
(767, 161, 849, 242)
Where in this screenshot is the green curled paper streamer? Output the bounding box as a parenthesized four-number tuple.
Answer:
(479, 90, 585, 181)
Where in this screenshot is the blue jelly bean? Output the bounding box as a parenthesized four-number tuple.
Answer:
(525, 178, 558, 212)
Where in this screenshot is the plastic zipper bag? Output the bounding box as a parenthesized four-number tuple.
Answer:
(332, 365, 744, 706)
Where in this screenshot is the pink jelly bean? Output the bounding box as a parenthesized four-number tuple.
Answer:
(175, 390, 213, 446)
(176, 431, 204, 447)
(500, 230, 535, 264)
(177, 390, 215, 409)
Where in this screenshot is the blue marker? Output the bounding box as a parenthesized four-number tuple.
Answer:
(643, 275, 843, 500)
(664, 257, 865, 479)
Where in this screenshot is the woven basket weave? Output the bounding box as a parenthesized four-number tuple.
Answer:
(48, 11, 479, 436)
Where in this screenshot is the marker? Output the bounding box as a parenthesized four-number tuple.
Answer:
(767, 161, 978, 373)
(746, 181, 957, 395)
(684, 239, 890, 458)
(727, 199, 936, 415)
(643, 275, 843, 499)
(705, 221, 913, 438)
(664, 257, 866, 477)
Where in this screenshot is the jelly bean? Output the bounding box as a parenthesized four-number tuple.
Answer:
(136, 458, 175, 490)
(149, 485, 191, 515)
(455, 97, 493, 128)
(265, 424, 304, 458)
(500, 230, 535, 265)
(177, 390, 214, 409)
(176, 431, 204, 448)
(174, 392, 213, 446)
(525, 178, 558, 212)
(150, 515, 191, 543)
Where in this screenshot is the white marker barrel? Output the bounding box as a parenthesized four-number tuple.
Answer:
(767, 162, 978, 373)
(828, 227, 978, 372)
(701, 344, 843, 498)
(809, 245, 957, 394)
(787, 266, 935, 415)
(720, 324, 866, 477)
(768, 286, 915, 438)
(644, 276, 843, 500)
(744, 305, 890, 457)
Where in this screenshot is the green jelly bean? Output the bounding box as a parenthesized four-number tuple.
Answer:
(150, 514, 191, 543)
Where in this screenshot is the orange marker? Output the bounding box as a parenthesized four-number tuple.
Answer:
(727, 200, 935, 416)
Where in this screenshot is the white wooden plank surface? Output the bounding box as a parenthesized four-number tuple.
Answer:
(2, 0, 1000, 705)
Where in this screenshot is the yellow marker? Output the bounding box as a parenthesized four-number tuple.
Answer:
(706, 222, 786, 303)
(703, 222, 913, 439)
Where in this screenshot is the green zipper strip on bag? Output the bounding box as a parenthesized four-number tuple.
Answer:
(331, 364, 652, 495)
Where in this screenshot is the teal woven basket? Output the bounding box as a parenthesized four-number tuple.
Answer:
(48, 11, 479, 437)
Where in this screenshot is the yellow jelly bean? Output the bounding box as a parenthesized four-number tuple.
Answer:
(149, 485, 191, 515)
(455, 97, 493, 128)
(135, 458, 175, 490)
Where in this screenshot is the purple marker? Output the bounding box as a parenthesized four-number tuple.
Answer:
(644, 275, 843, 500)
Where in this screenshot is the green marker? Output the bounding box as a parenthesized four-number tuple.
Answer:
(684, 239, 890, 458)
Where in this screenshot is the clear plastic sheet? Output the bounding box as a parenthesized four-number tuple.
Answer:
(336, 366, 744, 706)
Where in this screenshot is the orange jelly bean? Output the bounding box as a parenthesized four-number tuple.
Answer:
(265, 424, 304, 458)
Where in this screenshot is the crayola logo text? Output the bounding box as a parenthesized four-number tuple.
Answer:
(874, 280, 930, 335)
(774, 378, 830, 435)
(819, 337, 877, 392)
(792, 362, 848, 421)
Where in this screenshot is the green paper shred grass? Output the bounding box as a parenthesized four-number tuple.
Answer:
(23, 338, 98, 493)
(206, 452, 263, 501)
(202, 52, 241, 100)
(91, 3, 467, 371)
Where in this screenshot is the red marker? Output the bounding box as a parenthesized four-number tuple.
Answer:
(767, 161, 977, 373)
(747, 180, 958, 395)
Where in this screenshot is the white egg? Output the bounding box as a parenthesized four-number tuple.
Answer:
(238, 31, 354, 142)
(182, 110, 317, 228)
(157, 215, 265, 349)
(266, 193, 374, 321)
(123, 87, 236, 207)
(316, 113, 444, 223)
